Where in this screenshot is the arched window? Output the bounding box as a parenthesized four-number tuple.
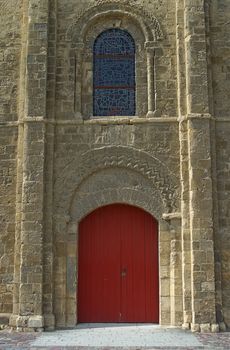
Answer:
(93, 29, 136, 116)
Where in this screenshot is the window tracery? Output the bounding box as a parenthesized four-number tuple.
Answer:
(93, 29, 136, 116)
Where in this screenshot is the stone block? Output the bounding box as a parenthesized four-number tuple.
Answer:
(182, 323, 190, 330)
(219, 322, 227, 332)
(28, 315, 44, 329)
(44, 313, 55, 330)
(211, 324, 220, 333)
(200, 323, 211, 333)
(9, 314, 17, 327)
(191, 323, 200, 332)
(0, 314, 10, 325)
(16, 316, 29, 328)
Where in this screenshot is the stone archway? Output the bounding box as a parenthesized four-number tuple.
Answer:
(65, 171, 164, 326)
(55, 145, 180, 215)
(52, 145, 182, 327)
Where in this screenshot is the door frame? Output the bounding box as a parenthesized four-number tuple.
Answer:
(77, 204, 159, 323)
(55, 203, 182, 328)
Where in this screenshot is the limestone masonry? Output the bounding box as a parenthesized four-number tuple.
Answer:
(0, 0, 230, 332)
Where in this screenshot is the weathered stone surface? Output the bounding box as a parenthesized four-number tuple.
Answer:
(219, 321, 227, 332)
(0, 0, 229, 332)
(191, 323, 201, 333)
(200, 323, 211, 333)
(0, 314, 10, 325)
(28, 316, 44, 329)
(211, 324, 220, 333)
(0, 10, 19, 304)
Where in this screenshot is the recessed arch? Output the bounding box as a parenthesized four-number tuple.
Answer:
(54, 146, 180, 218)
(67, 2, 163, 44)
(53, 149, 181, 328)
(69, 167, 165, 223)
(80, 10, 152, 43)
(67, 2, 163, 118)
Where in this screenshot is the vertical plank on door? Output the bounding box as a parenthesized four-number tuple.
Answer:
(78, 204, 158, 323)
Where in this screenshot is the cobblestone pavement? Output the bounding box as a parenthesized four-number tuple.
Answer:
(0, 324, 229, 350)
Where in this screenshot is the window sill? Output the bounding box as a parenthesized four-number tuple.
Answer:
(86, 115, 138, 124)
(84, 115, 178, 125)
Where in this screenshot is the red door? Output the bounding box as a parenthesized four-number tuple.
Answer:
(78, 204, 159, 323)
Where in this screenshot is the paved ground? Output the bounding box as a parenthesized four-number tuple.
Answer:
(0, 324, 229, 349)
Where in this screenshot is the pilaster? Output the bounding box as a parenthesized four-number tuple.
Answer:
(145, 42, 160, 118)
(43, 0, 57, 331)
(168, 216, 183, 326)
(184, 0, 217, 331)
(176, 0, 192, 329)
(10, 0, 49, 331)
(170, 245, 182, 325)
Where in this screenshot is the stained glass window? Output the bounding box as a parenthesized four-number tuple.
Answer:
(93, 29, 136, 116)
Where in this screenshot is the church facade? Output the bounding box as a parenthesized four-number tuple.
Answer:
(0, 0, 230, 332)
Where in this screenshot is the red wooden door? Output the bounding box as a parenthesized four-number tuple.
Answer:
(78, 204, 159, 323)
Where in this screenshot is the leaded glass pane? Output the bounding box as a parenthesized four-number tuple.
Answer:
(93, 29, 136, 116)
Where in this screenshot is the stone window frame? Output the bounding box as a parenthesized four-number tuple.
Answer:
(70, 10, 162, 119)
(93, 28, 136, 117)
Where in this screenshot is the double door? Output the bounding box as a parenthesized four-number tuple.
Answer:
(78, 204, 159, 323)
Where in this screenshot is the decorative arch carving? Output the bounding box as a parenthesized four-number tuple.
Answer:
(66, 0, 163, 43)
(69, 167, 164, 223)
(55, 146, 180, 217)
(67, 0, 163, 118)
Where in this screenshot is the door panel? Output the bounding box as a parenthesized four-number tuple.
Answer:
(78, 205, 121, 322)
(78, 204, 159, 323)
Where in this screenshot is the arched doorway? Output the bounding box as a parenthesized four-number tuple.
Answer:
(77, 204, 159, 323)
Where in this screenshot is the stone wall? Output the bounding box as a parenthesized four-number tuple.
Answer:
(210, 0, 230, 118)
(0, 1, 22, 315)
(52, 121, 180, 327)
(216, 124, 230, 328)
(209, 0, 230, 329)
(0, 0, 229, 332)
(46, 0, 182, 328)
(55, 0, 177, 119)
(0, 126, 17, 315)
(0, 0, 22, 122)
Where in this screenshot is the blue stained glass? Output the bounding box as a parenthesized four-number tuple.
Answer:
(93, 29, 135, 116)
